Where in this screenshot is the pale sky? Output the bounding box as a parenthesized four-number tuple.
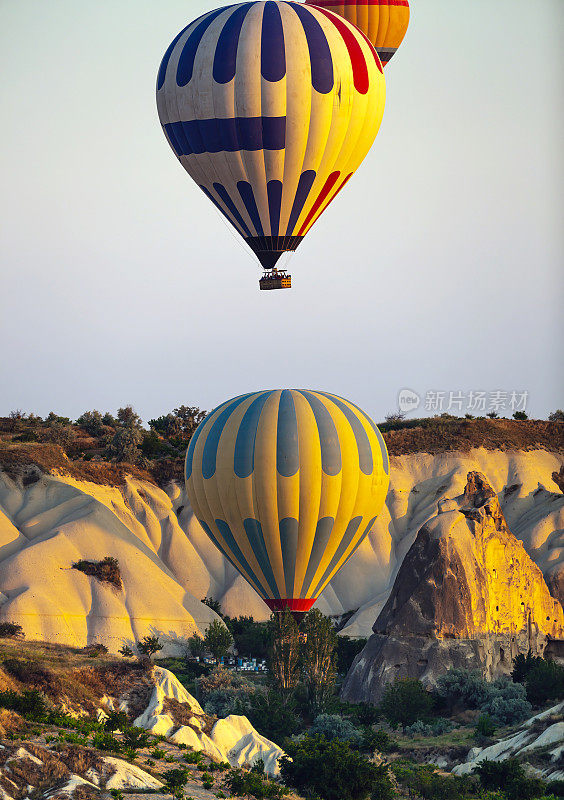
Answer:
(1, 0, 562, 425)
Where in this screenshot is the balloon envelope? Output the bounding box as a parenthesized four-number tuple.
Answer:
(157, 2, 385, 270)
(185, 390, 390, 613)
(305, 0, 410, 67)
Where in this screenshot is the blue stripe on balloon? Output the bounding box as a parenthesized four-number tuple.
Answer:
(277, 390, 299, 478)
(300, 390, 341, 476)
(186, 396, 245, 480)
(311, 515, 363, 596)
(243, 518, 280, 597)
(176, 7, 228, 87)
(237, 182, 264, 236)
(286, 171, 316, 236)
(319, 393, 373, 475)
(289, 3, 333, 94)
(201, 394, 251, 479)
(301, 516, 334, 595)
(279, 517, 298, 597)
(336, 397, 389, 476)
(213, 3, 253, 84)
(163, 117, 286, 157)
(199, 517, 267, 594)
(215, 518, 268, 596)
(267, 180, 283, 239)
(158, 20, 193, 90)
(213, 183, 252, 238)
(261, 1, 286, 82)
(234, 391, 272, 478)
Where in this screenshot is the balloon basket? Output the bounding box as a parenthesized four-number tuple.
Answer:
(259, 270, 291, 290)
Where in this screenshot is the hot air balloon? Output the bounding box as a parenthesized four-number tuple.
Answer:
(305, 0, 410, 67)
(156, 2, 386, 290)
(185, 390, 389, 617)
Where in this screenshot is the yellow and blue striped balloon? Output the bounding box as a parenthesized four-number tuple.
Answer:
(157, 2, 386, 272)
(185, 390, 389, 613)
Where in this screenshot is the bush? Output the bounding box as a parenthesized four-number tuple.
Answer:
(0, 689, 48, 720)
(72, 557, 122, 590)
(92, 731, 123, 753)
(104, 710, 128, 731)
(404, 718, 454, 737)
(435, 668, 492, 709)
(226, 768, 288, 799)
(480, 678, 532, 726)
(473, 758, 547, 800)
(236, 690, 303, 743)
(380, 679, 434, 727)
(0, 622, 24, 638)
(163, 767, 189, 789)
(395, 763, 479, 800)
(122, 726, 150, 749)
(475, 714, 496, 738)
(524, 660, 564, 705)
(280, 734, 393, 800)
(310, 714, 363, 745)
(137, 635, 163, 657)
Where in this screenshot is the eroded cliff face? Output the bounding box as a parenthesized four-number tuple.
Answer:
(0, 447, 562, 649)
(341, 472, 564, 704)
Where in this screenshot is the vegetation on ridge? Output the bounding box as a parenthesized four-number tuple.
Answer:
(0, 405, 562, 489)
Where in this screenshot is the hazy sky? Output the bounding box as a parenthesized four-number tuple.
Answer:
(1, 0, 562, 425)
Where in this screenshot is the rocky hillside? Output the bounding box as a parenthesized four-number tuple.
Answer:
(341, 472, 564, 704)
(0, 417, 562, 650)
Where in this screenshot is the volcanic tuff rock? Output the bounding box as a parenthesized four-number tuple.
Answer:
(0, 447, 562, 647)
(341, 472, 564, 704)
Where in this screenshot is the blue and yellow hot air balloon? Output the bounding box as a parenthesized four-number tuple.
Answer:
(306, 0, 410, 67)
(156, 2, 386, 290)
(185, 390, 389, 615)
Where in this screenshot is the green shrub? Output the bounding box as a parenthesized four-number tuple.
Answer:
(163, 767, 189, 789)
(403, 717, 454, 737)
(92, 731, 123, 752)
(379, 679, 434, 727)
(72, 557, 122, 589)
(474, 758, 547, 800)
(236, 689, 303, 743)
(310, 713, 363, 745)
(475, 714, 496, 738)
(361, 727, 394, 753)
(524, 660, 564, 705)
(122, 726, 150, 749)
(0, 622, 24, 638)
(0, 689, 48, 720)
(137, 635, 163, 657)
(480, 678, 532, 726)
(226, 768, 288, 799)
(103, 709, 128, 731)
(435, 668, 492, 709)
(280, 734, 393, 800)
(396, 763, 479, 799)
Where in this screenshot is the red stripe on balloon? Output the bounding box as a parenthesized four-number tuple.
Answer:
(313, 0, 408, 5)
(298, 171, 353, 236)
(264, 598, 317, 612)
(298, 171, 340, 236)
(311, 6, 371, 90)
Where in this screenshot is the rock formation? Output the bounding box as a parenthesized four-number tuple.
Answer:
(0, 446, 562, 647)
(341, 472, 564, 704)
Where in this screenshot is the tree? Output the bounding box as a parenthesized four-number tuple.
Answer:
(268, 609, 300, 694)
(137, 635, 163, 658)
(548, 410, 564, 422)
(119, 644, 134, 658)
(187, 635, 205, 660)
(44, 422, 73, 448)
(486, 411, 499, 419)
(302, 608, 337, 715)
(202, 596, 223, 615)
(380, 679, 434, 727)
(337, 636, 368, 676)
(107, 406, 144, 463)
(513, 411, 528, 420)
(76, 410, 104, 436)
(204, 619, 233, 662)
